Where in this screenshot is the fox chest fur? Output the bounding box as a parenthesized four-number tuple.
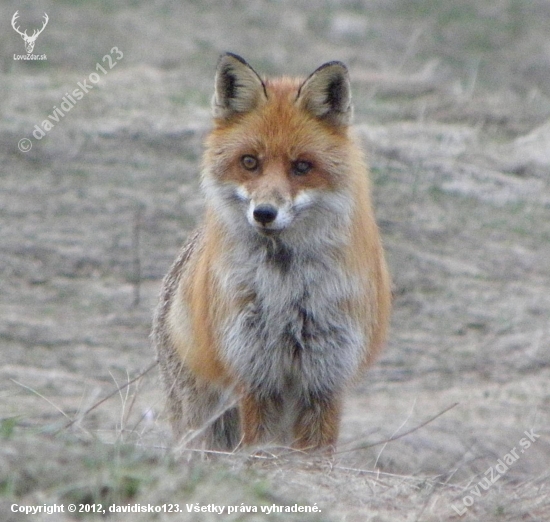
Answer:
(212, 230, 366, 401)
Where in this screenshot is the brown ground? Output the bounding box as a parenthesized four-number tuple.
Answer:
(1, 1, 549, 520)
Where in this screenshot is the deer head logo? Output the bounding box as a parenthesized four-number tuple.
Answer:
(11, 11, 49, 54)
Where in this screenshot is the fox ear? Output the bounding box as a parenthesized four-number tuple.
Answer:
(212, 53, 267, 120)
(297, 61, 352, 126)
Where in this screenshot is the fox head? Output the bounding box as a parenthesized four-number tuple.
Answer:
(203, 53, 359, 241)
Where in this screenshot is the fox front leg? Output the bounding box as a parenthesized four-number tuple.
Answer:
(292, 395, 342, 452)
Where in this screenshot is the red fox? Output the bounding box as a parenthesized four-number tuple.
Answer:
(153, 53, 391, 452)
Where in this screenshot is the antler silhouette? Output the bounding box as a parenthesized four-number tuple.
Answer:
(11, 11, 49, 54)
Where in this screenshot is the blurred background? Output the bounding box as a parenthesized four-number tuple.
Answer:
(1, 1, 549, 521)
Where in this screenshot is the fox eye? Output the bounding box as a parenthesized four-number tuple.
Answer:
(241, 155, 259, 171)
(292, 160, 313, 176)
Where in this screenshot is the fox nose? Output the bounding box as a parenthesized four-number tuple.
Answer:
(253, 204, 278, 225)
